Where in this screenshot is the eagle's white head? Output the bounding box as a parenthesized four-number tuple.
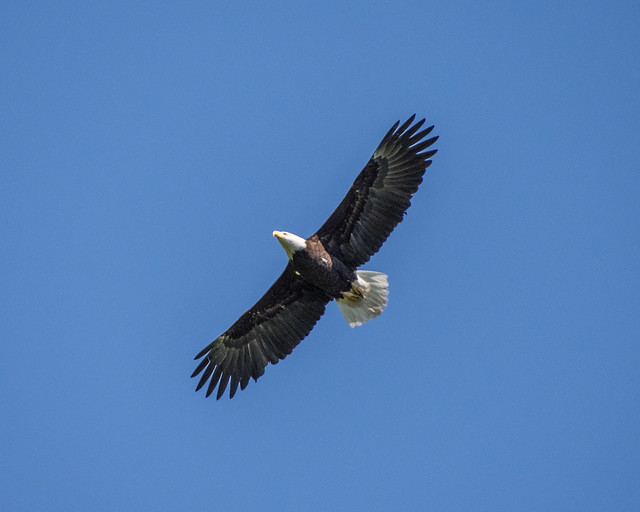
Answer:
(273, 230, 307, 259)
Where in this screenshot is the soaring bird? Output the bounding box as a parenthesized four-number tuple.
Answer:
(192, 115, 438, 399)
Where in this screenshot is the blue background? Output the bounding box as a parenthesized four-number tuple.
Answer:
(2, 1, 639, 510)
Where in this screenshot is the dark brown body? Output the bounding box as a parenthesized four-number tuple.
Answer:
(291, 235, 356, 299)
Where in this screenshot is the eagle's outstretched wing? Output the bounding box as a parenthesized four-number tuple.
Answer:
(315, 115, 438, 268)
(192, 263, 329, 399)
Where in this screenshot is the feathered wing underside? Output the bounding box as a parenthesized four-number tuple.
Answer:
(191, 263, 329, 399)
(315, 115, 438, 268)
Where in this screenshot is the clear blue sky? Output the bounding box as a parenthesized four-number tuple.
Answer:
(2, 1, 639, 510)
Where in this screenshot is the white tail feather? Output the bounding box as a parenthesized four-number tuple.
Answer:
(336, 270, 389, 327)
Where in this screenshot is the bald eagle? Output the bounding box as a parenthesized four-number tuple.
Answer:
(192, 115, 438, 399)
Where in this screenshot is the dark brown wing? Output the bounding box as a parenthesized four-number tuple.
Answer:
(191, 263, 330, 399)
(315, 115, 438, 268)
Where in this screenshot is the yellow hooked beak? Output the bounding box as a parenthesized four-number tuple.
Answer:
(273, 230, 284, 239)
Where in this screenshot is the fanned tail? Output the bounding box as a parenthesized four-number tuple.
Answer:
(336, 270, 389, 327)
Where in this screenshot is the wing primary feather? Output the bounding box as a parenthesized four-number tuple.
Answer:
(206, 366, 223, 398)
(223, 347, 239, 373)
(418, 149, 438, 160)
(411, 136, 439, 154)
(236, 345, 246, 381)
(216, 372, 231, 400)
(194, 342, 214, 360)
(191, 356, 209, 378)
(409, 125, 434, 144)
(396, 114, 416, 135)
(195, 362, 215, 392)
(217, 347, 234, 374)
(229, 375, 240, 399)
